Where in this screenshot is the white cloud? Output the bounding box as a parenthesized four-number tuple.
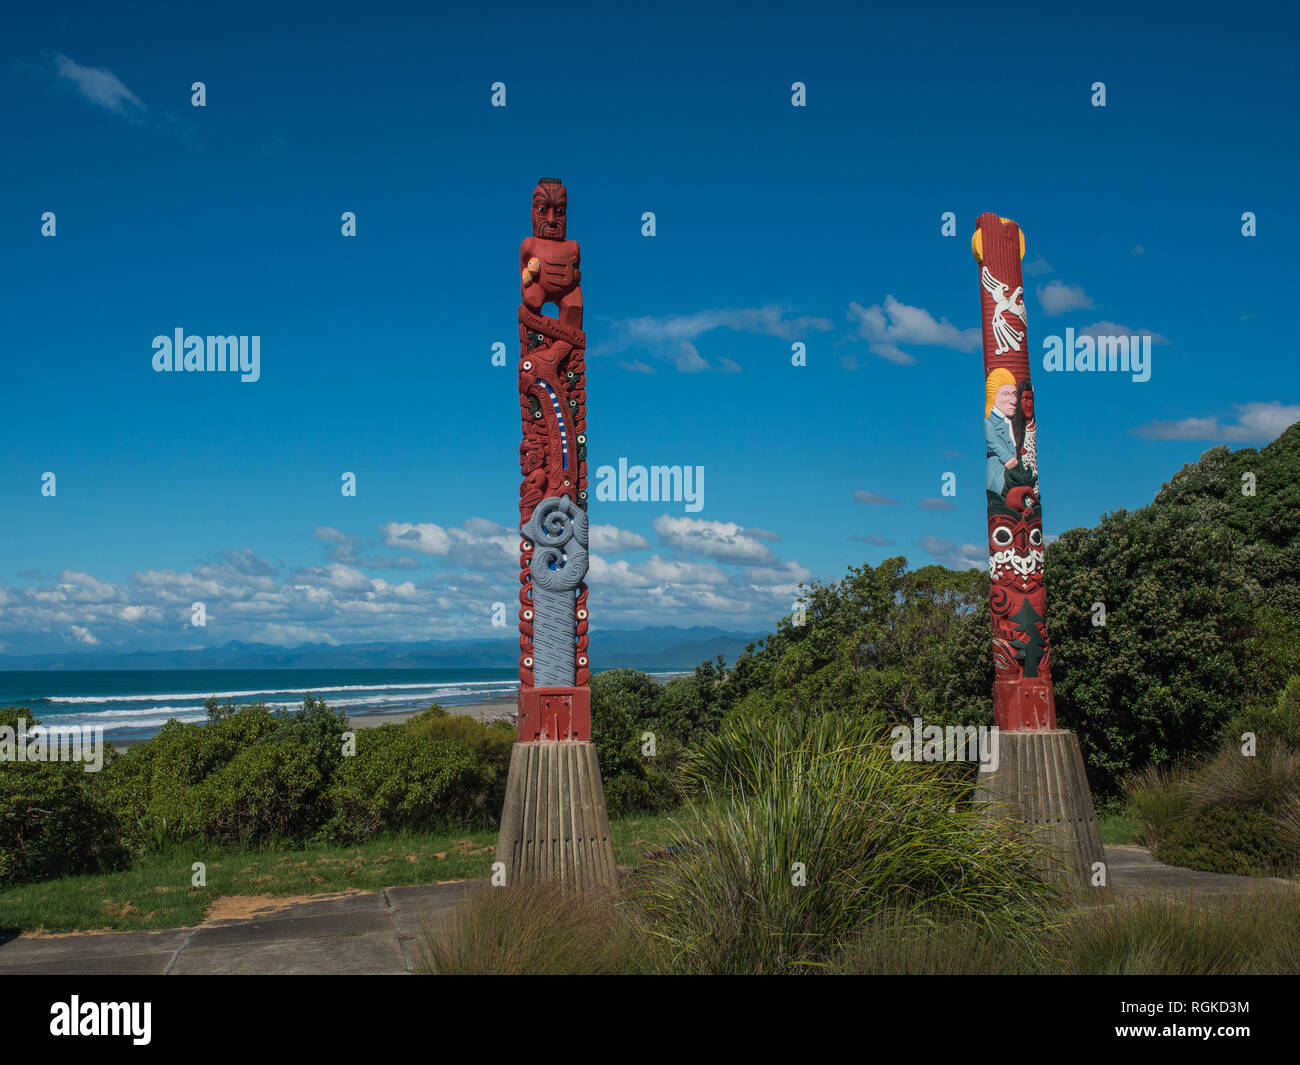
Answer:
(251, 623, 339, 646)
(1037, 280, 1093, 316)
(920, 535, 985, 571)
(0, 508, 815, 652)
(1135, 402, 1300, 443)
(653, 515, 777, 565)
(746, 561, 814, 587)
(854, 490, 898, 505)
(382, 522, 451, 556)
(53, 54, 146, 118)
(379, 518, 514, 568)
(1078, 321, 1169, 344)
(847, 296, 979, 365)
(589, 524, 651, 554)
(595, 306, 833, 373)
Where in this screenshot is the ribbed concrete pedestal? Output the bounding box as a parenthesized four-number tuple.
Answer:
(495, 741, 617, 889)
(974, 730, 1104, 887)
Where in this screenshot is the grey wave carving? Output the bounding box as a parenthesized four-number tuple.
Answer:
(522, 496, 589, 686)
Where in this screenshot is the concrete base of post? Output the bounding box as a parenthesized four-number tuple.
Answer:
(495, 741, 618, 889)
(974, 730, 1105, 888)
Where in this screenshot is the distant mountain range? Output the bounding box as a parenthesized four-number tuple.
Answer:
(0, 626, 765, 671)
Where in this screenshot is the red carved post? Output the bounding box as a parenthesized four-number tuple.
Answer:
(516, 178, 591, 741)
(973, 213, 1056, 731)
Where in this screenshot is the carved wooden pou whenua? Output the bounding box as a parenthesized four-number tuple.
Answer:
(973, 212, 1055, 732)
(517, 177, 591, 740)
(970, 213, 1104, 887)
(497, 179, 616, 890)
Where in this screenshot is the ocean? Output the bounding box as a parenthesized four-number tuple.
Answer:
(0, 669, 522, 745)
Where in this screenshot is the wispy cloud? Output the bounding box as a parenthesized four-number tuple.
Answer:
(653, 515, 777, 565)
(595, 306, 832, 373)
(846, 296, 979, 366)
(853, 490, 899, 505)
(589, 524, 651, 554)
(53, 53, 146, 119)
(1078, 320, 1169, 344)
(1037, 280, 1093, 316)
(1023, 255, 1053, 277)
(917, 498, 957, 511)
(1134, 402, 1300, 443)
(920, 535, 985, 571)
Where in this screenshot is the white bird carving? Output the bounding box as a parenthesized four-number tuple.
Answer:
(981, 266, 1026, 354)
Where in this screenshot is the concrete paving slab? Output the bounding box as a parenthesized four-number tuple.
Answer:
(0, 929, 189, 975)
(386, 882, 484, 972)
(1105, 845, 1300, 898)
(171, 930, 406, 975)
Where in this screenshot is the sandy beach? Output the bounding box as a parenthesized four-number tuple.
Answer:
(346, 698, 516, 731)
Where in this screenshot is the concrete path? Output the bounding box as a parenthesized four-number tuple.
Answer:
(0, 882, 482, 976)
(1104, 844, 1300, 899)
(1, 848, 1295, 974)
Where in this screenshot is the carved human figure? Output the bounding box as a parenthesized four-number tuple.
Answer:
(1014, 380, 1038, 480)
(520, 178, 583, 330)
(984, 368, 1020, 497)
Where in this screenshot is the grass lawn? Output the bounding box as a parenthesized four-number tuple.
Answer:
(1098, 810, 1141, 846)
(0, 811, 686, 935)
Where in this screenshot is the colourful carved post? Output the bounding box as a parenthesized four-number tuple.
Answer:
(971, 213, 1103, 886)
(972, 213, 1054, 732)
(516, 177, 591, 742)
(496, 179, 616, 889)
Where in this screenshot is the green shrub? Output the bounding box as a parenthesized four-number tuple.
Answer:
(591, 670, 689, 817)
(323, 727, 482, 843)
(1156, 802, 1295, 876)
(404, 706, 514, 816)
(0, 708, 127, 886)
(1223, 675, 1300, 754)
(201, 742, 325, 847)
(656, 674, 723, 747)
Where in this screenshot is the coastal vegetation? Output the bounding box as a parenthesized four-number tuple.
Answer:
(1, 427, 1297, 967)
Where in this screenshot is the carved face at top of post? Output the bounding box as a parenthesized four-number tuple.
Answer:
(532, 179, 567, 241)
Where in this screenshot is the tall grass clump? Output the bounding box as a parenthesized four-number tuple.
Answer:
(421, 882, 657, 975)
(631, 710, 1058, 974)
(1124, 761, 1193, 849)
(1051, 891, 1300, 975)
(834, 907, 1043, 974)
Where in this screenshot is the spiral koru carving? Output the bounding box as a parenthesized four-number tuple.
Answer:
(522, 496, 588, 686)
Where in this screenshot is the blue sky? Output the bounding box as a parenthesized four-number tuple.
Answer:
(1, 2, 1297, 654)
